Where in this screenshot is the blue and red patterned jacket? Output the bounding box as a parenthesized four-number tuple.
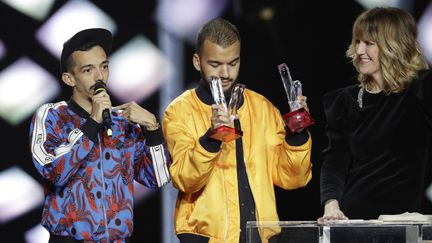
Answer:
(29, 99, 172, 242)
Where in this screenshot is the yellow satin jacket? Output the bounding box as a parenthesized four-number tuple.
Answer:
(162, 86, 312, 242)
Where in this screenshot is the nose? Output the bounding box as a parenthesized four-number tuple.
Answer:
(356, 41, 366, 55)
(219, 65, 230, 79)
(94, 68, 104, 81)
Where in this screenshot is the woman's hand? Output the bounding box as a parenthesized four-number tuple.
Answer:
(318, 199, 348, 224)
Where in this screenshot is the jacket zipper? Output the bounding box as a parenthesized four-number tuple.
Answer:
(98, 134, 110, 241)
(222, 169, 228, 242)
(221, 144, 229, 242)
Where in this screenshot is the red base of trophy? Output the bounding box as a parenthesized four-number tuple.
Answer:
(282, 108, 314, 133)
(209, 125, 243, 142)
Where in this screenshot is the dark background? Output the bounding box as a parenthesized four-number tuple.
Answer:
(1, 0, 431, 242)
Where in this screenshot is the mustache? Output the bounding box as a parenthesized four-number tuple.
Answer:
(90, 81, 106, 92)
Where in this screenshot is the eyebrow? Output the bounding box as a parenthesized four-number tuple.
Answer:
(228, 57, 240, 64)
(207, 57, 240, 65)
(79, 60, 109, 71)
(79, 64, 93, 71)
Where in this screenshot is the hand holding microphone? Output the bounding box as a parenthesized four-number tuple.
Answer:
(92, 81, 113, 136)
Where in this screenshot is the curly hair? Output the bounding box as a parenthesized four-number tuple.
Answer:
(346, 7, 429, 93)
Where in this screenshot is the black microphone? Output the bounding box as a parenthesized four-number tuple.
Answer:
(94, 81, 113, 136)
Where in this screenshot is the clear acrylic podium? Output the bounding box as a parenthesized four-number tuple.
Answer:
(246, 221, 432, 243)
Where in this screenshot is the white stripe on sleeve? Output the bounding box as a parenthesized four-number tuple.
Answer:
(149, 144, 170, 187)
(31, 102, 83, 166)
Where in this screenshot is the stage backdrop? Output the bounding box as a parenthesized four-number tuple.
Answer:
(0, 0, 431, 242)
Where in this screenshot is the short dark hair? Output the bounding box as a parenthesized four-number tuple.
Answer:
(196, 18, 241, 55)
(60, 28, 112, 73)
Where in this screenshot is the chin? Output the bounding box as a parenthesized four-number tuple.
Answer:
(223, 86, 233, 95)
(358, 68, 370, 75)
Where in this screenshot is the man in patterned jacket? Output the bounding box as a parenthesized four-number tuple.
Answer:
(29, 28, 171, 242)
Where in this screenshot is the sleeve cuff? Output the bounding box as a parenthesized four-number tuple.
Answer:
(199, 129, 222, 153)
(321, 196, 339, 207)
(285, 129, 309, 146)
(81, 118, 102, 142)
(145, 126, 164, 146)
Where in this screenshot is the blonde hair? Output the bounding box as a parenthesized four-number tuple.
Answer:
(346, 7, 429, 93)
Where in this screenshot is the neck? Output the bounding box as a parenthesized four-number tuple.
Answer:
(72, 92, 92, 114)
(365, 83, 382, 93)
(370, 73, 384, 92)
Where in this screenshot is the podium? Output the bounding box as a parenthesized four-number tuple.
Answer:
(246, 221, 432, 243)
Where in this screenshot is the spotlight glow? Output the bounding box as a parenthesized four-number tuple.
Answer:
(2, 0, 55, 20)
(0, 57, 59, 125)
(418, 2, 432, 64)
(355, 0, 411, 9)
(156, 0, 228, 43)
(24, 224, 49, 243)
(133, 181, 153, 204)
(108, 35, 173, 103)
(36, 0, 117, 62)
(0, 167, 44, 223)
(0, 39, 6, 61)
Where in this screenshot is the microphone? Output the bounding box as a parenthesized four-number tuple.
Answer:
(94, 81, 113, 136)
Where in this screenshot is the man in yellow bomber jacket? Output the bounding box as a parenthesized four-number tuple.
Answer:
(162, 18, 312, 243)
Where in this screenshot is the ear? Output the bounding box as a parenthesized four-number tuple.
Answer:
(192, 53, 201, 72)
(61, 73, 75, 87)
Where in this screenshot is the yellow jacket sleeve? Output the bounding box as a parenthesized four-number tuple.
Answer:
(162, 92, 221, 193)
(271, 105, 312, 189)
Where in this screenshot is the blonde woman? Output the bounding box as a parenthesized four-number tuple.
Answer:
(319, 7, 431, 222)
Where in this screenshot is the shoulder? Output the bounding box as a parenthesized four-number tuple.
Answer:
(323, 85, 359, 119)
(323, 85, 358, 103)
(165, 89, 196, 114)
(166, 89, 196, 109)
(409, 69, 432, 91)
(34, 101, 68, 119)
(418, 69, 432, 81)
(323, 85, 358, 107)
(242, 89, 283, 119)
(37, 101, 68, 111)
(244, 88, 274, 106)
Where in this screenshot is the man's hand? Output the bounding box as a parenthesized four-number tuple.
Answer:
(210, 104, 231, 130)
(290, 95, 311, 133)
(90, 91, 111, 124)
(297, 95, 310, 113)
(115, 102, 159, 131)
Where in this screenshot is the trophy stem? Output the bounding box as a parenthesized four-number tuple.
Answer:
(278, 63, 314, 133)
(208, 78, 244, 142)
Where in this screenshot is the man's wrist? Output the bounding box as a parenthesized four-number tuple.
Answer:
(146, 122, 160, 131)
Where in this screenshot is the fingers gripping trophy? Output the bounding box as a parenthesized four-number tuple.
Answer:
(208, 76, 245, 142)
(278, 63, 314, 133)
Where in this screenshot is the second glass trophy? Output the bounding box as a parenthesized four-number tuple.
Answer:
(208, 77, 244, 142)
(278, 63, 314, 133)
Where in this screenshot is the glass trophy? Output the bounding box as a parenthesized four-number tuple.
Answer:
(208, 77, 244, 142)
(278, 63, 314, 133)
